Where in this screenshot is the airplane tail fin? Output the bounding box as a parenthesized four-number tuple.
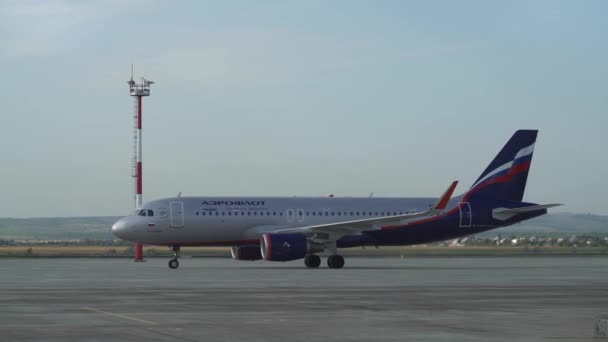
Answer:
(463, 130, 538, 203)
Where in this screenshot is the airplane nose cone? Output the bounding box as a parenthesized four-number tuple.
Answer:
(112, 220, 129, 240)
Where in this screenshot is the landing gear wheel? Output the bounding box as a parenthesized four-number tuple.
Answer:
(327, 255, 345, 269)
(304, 255, 321, 268)
(168, 245, 181, 269)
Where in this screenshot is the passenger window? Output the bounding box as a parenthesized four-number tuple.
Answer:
(202, 212, 206, 216)
(337, 212, 341, 216)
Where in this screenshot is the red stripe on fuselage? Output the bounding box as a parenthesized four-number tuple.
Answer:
(380, 207, 459, 230)
(380, 161, 531, 231)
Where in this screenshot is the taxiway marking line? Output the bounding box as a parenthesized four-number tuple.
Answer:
(81, 307, 157, 325)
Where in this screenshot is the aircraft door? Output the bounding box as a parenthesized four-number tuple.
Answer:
(170, 201, 184, 227)
(296, 209, 305, 223)
(459, 202, 472, 228)
(286, 209, 295, 223)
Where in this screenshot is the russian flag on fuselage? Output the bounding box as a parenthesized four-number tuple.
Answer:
(464, 130, 538, 202)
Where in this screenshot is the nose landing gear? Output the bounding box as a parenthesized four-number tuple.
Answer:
(168, 245, 181, 269)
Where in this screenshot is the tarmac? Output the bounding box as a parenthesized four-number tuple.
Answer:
(1, 256, 607, 341)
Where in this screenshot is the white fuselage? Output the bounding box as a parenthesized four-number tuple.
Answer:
(112, 196, 448, 246)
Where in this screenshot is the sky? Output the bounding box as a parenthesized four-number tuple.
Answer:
(0, 0, 607, 218)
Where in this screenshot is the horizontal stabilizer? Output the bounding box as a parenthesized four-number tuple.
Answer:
(492, 204, 563, 221)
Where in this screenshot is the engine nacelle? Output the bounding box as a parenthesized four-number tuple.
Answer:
(260, 233, 309, 262)
(231, 245, 263, 261)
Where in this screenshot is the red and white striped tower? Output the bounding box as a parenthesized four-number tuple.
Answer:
(128, 70, 154, 262)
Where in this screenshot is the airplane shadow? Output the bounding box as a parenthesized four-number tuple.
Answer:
(231, 266, 415, 270)
(227, 266, 533, 270)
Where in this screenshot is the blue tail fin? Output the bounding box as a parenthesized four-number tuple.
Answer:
(463, 130, 538, 203)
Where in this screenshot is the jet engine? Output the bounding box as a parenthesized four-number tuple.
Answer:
(230, 245, 262, 261)
(260, 233, 320, 261)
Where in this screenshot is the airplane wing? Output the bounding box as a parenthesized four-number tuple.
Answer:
(274, 181, 458, 238)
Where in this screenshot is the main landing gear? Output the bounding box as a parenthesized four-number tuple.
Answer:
(168, 245, 180, 269)
(327, 255, 345, 269)
(303, 254, 345, 269)
(304, 254, 321, 268)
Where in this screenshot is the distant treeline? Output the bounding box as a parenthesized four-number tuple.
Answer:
(0, 239, 130, 246)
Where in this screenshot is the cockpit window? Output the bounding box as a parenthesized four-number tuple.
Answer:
(129, 209, 153, 216)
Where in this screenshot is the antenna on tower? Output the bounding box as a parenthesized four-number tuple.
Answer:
(128, 64, 135, 86)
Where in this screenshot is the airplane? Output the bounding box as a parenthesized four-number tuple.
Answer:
(112, 130, 561, 269)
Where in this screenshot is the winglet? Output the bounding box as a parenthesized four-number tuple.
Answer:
(432, 181, 459, 210)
